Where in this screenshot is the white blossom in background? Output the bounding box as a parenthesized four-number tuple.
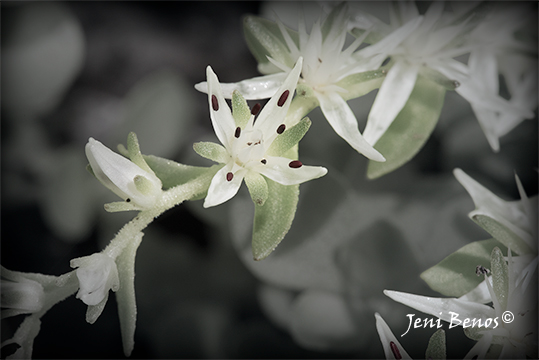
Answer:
(195, 57, 327, 208)
(1, 268, 45, 319)
(70, 253, 120, 306)
(196, 3, 385, 161)
(85, 138, 163, 211)
(349, 1, 535, 148)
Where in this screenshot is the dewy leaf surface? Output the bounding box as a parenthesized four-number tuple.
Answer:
(420, 239, 506, 297)
(367, 75, 446, 179)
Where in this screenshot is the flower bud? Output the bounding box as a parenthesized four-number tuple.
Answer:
(70, 253, 120, 306)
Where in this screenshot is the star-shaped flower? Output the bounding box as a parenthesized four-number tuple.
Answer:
(195, 57, 327, 208)
(195, 3, 385, 162)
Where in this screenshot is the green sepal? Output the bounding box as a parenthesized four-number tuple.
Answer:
(420, 239, 507, 297)
(126, 132, 155, 175)
(266, 117, 311, 156)
(243, 15, 297, 69)
(245, 171, 269, 206)
(143, 154, 222, 200)
(490, 247, 509, 311)
(367, 75, 446, 179)
(86, 163, 95, 177)
(425, 329, 446, 360)
(232, 90, 251, 128)
(472, 214, 534, 255)
(335, 67, 388, 101)
(193, 141, 229, 164)
(252, 178, 299, 261)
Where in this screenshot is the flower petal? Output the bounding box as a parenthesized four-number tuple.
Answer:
(206, 66, 236, 149)
(203, 163, 245, 208)
(374, 313, 412, 359)
(363, 60, 420, 145)
(317, 90, 385, 161)
(255, 156, 327, 186)
(195, 72, 288, 100)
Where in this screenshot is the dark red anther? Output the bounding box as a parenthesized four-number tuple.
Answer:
(251, 103, 261, 115)
(277, 90, 289, 107)
(276, 124, 286, 134)
(389, 342, 402, 360)
(288, 160, 302, 168)
(211, 95, 219, 111)
(226, 172, 234, 181)
(261, 159, 267, 164)
(235, 127, 241, 138)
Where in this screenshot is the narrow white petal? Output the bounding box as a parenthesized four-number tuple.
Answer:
(195, 73, 288, 100)
(206, 66, 236, 149)
(384, 290, 495, 324)
(203, 164, 245, 208)
(364, 60, 419, 145)
(255, 57, 303, 136)
(318, 91, 385, 161)
(255, 156, 327, 186)
(374, 313, 412, 359)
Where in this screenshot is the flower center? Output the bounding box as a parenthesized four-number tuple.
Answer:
(234, 129, 265, 168)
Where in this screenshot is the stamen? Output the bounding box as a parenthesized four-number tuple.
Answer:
(211, 95, 219, 111)
(277, 124, 286, 134)
(475, 265, 490, 276)
(288, 160, 302, 168)
(126, 198, 131, 203)
(389, 342, 402, 360)
(277, 90, 290, 107)
(261, 159, 267, 164)
(251, 103, 261, 115)
(235, 127, 241, 138)
(453, 80, 460, 89)
(226, 172, 234, 181)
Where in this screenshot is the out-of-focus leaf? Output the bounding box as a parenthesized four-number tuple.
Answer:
(367, 75, 446, 179)
(490, 247, 509, 311)
(473, 214, 534, 256)
(425, 329, 446, 360)
(420, 239, 506, 297)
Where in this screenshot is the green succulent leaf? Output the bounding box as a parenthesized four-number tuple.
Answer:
(193, 141, 229, 164)
(126, 132, 154, 174)
(490, 247, 509, 311)
(252, 178, 299, 261)
(232, 90, 251, 128)
(243, 15, 297, 69)
(472, 214, 534, 255)
(420, 239, 506, 297)
(245, 171, 269, 206)
(367, 75, 446, 179)
(267, 117, 312, 156)
(335, 67, 387, 101)
(425, 329, 446, 360)
(144, 154, 221, 200)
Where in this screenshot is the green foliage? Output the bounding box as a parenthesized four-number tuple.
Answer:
(425, 329, 446, 360)
(420, 239, 506, 297)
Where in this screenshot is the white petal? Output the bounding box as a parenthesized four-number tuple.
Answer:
(206, 66, 236, 150)
(255, 156, 327, 186)
(203, 163, 245, 208)
(318, 91, 385, 161)
(363, 60, 419, 145)
(195, 72, 288, 100)
(374, 313, 412, 359)
(384, 290, 495, 324)
(255, 57, 303, 136)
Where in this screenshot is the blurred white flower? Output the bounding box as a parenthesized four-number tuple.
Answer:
(195, 57, 327, 208)
(86, 137, 163, 211)
(1, 267, 45, 318)
(70, 253, 120, 306)
(374, 313, 412, 359)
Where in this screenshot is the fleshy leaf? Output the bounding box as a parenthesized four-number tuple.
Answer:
(232, 90, 251, 128)
(420, 239, 506, 297)
(266, 117, 311, 156)
(245, 171, 269, 206)
(193, 141, 229, 164)
(335, 68, 387, 101)
(367, 75, 446, 179)
(425, 329, 446, 360)
(115, 232, 143, 358)
(252, 178, 299, 261)
(473, 214, 534, 255)
(243, 15, 297, 69)
(490, 247, 509, 311)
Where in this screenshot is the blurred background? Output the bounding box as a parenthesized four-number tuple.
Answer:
(1, 1, 537, 358)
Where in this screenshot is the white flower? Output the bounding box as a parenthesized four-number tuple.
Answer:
(374, 313, 412, 359)
(85, 137, 163, 210)
(195, 57, 327, 208)
(1, 267, 45, 318)
(350, 2, 534, 148)
(195, 3, 385, 162)
(70, 253, 120, 306)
